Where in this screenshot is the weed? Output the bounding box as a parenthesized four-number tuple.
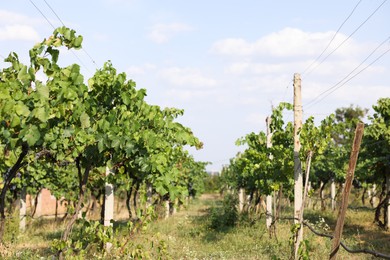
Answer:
(209, 193, 238, 231)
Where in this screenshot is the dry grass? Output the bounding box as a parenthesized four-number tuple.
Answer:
(2, 193, 390, 259)
(134, 194, 390, 260)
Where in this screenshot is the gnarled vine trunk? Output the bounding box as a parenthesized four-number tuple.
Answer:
(374, 175, 390, 230)
(58, 158, 91, 259)
(126, 187, 133, 219)
(0, 143, 28, 243)
(361, 186, 367, 206)
(30, 188, 42, 218)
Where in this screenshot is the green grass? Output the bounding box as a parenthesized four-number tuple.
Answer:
(2, 193, 390, 259)
(133, 194, 389, 260)
(1, 217, 63, 259)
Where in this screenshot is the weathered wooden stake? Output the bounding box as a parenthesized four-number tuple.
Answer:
(371, 184, 378, 207)
(146, 183, 152, 208)
(239, 188, 245, 213)
(330, 122, 364, 260)
(104, 166, 114, 251)
(19, 187, 26, 232)
(293, 73, 303, 222)
(293, 73, 303, 259)
(320, 181, 326, 210)
(164, 200, 170, 219)
(172, 199, 177, 215)
(331, 178, 336, 210)
(266, 116, 273, 230)
(295, 150, 313, 258)
(307, 182, 312, 209)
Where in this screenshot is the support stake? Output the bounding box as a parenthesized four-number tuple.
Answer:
(330, 122, 364, 260)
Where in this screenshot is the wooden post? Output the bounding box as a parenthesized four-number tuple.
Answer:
(293, 73, 303, 259)
(266, 116, 273, 230)
(330, 122, 364, 260)
(331, 178, 336, 210)
(146, 183, 152, 208)
(372, 184, 378, 207)
(164, 200, 170, 219)
(104, 166, 114, 226)
(367, 189, 372, 206)
(172, 199, 177, 215)
(104, 166, 114, 251)
(295, 151, 313, 258)
(294, 73, 303, 259)
(19, 187, 26, 232)
(293, 73, 303, 222)
(320, 181, 326, 210)
(238, 188, 245, 213)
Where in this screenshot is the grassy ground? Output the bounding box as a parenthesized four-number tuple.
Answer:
(134, 194, 390, 259)
(2, 193, 390, 259)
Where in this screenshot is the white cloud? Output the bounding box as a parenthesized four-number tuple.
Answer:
(159, 67, 217, 87)
(303, 82, 390, 105)
(301, 83, 390, 122)
(211, 27, 363, 58)
(148, 22, 193, 44)
(166, 88, 218, 100)
(126, 63, 156, 75)
(226, 58, 387, 82)
(0, 25, 40, 42)
(226, 61, 305, 75)
(308, 60, 387, 78)
(0, 10, 43, 42)
(210, 27, 389, 110)
(0, 10, 41, 25)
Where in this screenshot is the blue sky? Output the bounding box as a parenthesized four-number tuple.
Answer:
(1, 0, 389, 171)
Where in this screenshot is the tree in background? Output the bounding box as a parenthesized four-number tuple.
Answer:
(363, 98, 390, 229)
(311, 105, 368, 210)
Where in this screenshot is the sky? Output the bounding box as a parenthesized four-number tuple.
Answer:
(1, 0, 389, 171)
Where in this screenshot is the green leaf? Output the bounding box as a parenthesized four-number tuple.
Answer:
(98, 139, 105, 152)
(121, 92, 131, 105)
(10, 115, 21, 127)
(28, 66, 36, 81)
(63, 28, 71, 41)
(24, 125, 41, 146)
(3, 130, 11, 139)
(155, 184, 168, 195)
(62, 128, 74, 138)
(73, 36, 83, 49)
(80, 112, 90, 129)
(36, 82, 49, 99)
(14, 90, 24, 101)
(51, 48, 59, 63)
(17, 65, 30, 82)
(111, 138, 120, 149)
(88, 78, 95, 89)
(33, 107, 48, 122)
(15, 102, 30, 117)
(63, 88, 78, 100)
(10, 138, 18, 149)
(0, 88, 11, 99)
